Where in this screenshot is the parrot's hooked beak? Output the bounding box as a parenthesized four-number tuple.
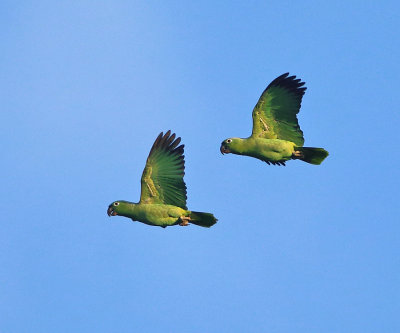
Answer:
(220, 145, 231, 154)
(107, 205, 118, 216)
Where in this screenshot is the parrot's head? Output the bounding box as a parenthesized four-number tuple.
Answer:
(220, 138, 241, 154)
(107, 200, 131, 217)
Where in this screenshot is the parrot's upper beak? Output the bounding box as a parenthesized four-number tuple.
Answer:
(107, 205, 118, 216)
(220, 145, 230, 154)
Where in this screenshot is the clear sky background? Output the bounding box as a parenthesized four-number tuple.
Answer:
(1, 1, 399, 332)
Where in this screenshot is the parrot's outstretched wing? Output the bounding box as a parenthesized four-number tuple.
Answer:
(251, 73, 306, 146)
(139, 131, 187, 209)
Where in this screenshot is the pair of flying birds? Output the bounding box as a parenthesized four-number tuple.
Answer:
(107, 73, 329, 228)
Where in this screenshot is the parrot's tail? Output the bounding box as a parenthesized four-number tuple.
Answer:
(294, 147, 329, 165)
(189, 211, 218, 228)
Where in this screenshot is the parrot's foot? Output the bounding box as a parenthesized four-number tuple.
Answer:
(266, 160, 286, 166)
(292, 151, 304, 159)
(179, 216, 190, 226)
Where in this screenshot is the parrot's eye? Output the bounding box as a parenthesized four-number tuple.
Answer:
(114, 202, 119, 206)
(226, 139, 232, 144)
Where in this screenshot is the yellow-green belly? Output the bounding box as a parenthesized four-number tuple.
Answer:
(247, 138, 296, 162)
(133, 204, 188, 227)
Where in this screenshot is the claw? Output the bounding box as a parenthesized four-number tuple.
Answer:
(179, 216, 190, 226)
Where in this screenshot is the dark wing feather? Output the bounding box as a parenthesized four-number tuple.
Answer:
(251, 73, 306, 146)
(139, 131, 187, 209)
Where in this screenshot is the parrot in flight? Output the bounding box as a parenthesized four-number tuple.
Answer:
(220, 73, 329, 166)
(107, 131, 217, 228)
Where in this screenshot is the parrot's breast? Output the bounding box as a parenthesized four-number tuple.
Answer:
(245, 138, 296, 162)
(133, 204, 187, 226)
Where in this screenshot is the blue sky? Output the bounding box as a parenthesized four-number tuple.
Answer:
(1, 1, 399, 332)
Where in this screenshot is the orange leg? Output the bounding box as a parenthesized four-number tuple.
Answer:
(179, 216, 190, 226)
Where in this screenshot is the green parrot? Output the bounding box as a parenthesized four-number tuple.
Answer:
(220, 73, 329, 166)
(107, 131, 217, 228)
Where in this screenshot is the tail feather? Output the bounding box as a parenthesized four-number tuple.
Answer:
(295, 147, 329, 165)
(189, 211, 217, 228)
